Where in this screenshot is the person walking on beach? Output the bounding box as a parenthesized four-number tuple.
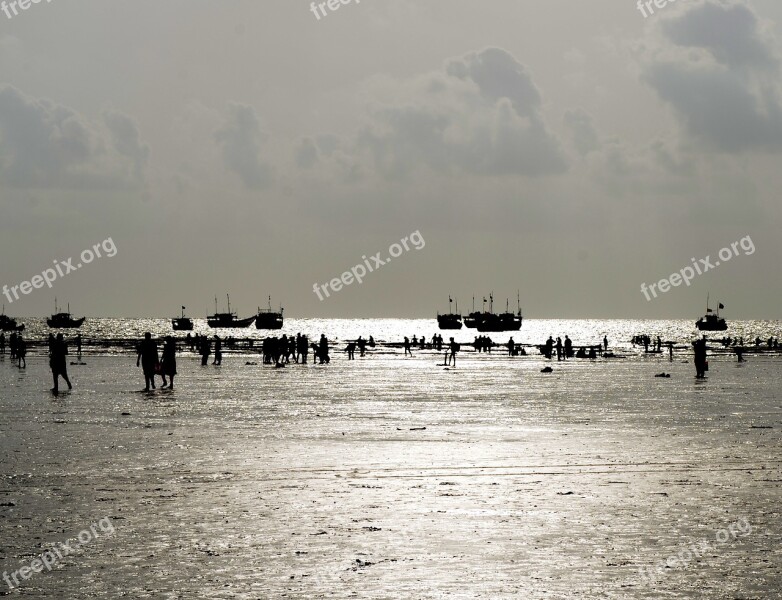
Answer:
(137, 332, 159, 391)
(693, 336, 708, 379)
(16, 334, 26, 368)
(213, 336, 222, 365)
(200, 336, 211, 366)
(555, 337, 563, 362)
(507, 337, 515, 356)
(344, 341, 356, 360)
(357, 336, 367, 357)
(161, 336, 177, 389)
(404, 337, 413, 357)
(448, 337, 459, 367)
(50, 333, 72, 394)
(319, 334, 330, 364)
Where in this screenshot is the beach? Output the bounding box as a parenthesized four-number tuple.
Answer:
(1, 319, 781, 598)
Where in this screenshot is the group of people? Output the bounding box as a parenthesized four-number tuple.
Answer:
(0, 332, 27, 368)
(136, 333, 178, 391)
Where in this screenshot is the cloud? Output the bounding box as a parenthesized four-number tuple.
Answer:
(0, 85, 148, 189)
(356, 47, 568, 178)
(641, 1, 782, 153)
(215, 103, 273, 189)
(564, 108, 600, 156)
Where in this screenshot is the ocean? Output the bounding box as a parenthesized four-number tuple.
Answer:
(1, 318, 781, 598)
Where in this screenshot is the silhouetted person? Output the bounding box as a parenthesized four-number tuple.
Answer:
(564, 336, 572, 360)
(345, 342, 356, 360)
(50, 333, 71, 394)
(0, 332, 5, 355)
(603, 336, 608, 351)
(186, 333, 193, 351)
(200, 336, 211, 366)
(298, 334, 309, 364)
(545, 336, 554, 359)
(357, 336, 366, 357)
(556, 337, 563, 362)
(213, 336, 222, 365)
(9, 332, 16, 360)
(161, 336, 177, 389)
(16, 335, 26, 368)
(668, 342, 674, 361)
(693, 336, 708, 378)
(137, 332, 159, 391)
(319, 334, 329, 364)
(448, 337, 459, 366)
(76, 334, 82, 358)
(507, 337, 515, 356)
(404, 336, 412, 356)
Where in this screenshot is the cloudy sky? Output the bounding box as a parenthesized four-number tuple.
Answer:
(1, 0, 781, 319)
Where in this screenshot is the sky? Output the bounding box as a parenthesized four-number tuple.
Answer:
(0, 0, 781, 319)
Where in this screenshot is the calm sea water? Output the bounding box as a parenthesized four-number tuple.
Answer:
(10, 317, 782, 350)
(1, 318, 780, 598)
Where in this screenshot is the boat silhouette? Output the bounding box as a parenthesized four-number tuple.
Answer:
(207, 295, 255, 328)
(172, 306, 194, 331)
(0, 306, 24, 332)
(47, 299, 85, 329)
(696, 295, 727, 331)
(255, 296, 283, 330)
(476, 293, 522, 332)
(437, 296, 463, 330)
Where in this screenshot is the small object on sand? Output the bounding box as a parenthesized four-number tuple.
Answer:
(245, 361, 257, 365)
(410, 427, 426, 431)
(654, 372, 671, 378)
(541, 366, 553, 373)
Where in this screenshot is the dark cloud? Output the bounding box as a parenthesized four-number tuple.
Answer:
(358, 47, 567, 178)
(0, 85, 148, 189)
(642, 1, 782, 152)
(215, 103, 273, 189)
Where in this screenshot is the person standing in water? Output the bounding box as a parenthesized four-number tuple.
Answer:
(200, 336, 211, 366)
(161, 336, 177, 389)
(16, 334, 26, 368)
(50, 333, 72, 394)
(213, 335, 222, 366)
(693, 336, 708, 378)
(404, 337, 413, 357)
(448, 337, 459, 367)
(137, 332, 159, 391)
(603, 336, 608, 352)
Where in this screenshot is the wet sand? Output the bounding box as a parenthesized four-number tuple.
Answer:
(1, 348, 780, 598)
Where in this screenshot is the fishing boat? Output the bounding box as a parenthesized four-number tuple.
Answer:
(437, 296, 463, 330)
(0, 306, 24, 332)
(171, 306, 194, 331)
(463, 296, 485, 329)
(696, 296, 727, 331)
(476, 293, 523, 332)
(47, 299, 85, 329)
(255, 296, 284, 330)
(207, 295, 255, 328)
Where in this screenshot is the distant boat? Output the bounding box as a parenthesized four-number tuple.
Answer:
(47, 299, 85, 329)
(463, 296, 484, 329)
(172, 306, 194, 331)
(0, 306, 24, 332)
(437, 296, 463, 330)
(255, 296, 283, 330)
(207, 295, 255, 328)
(696, 296, 727, 331)
(476, 293, 523, 332)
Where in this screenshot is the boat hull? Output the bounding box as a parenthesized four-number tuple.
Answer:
(255, 315, 283, 330)
(696, 320, 727, 331)
(207, 315, 255, 328)
(172, 318, 194, 331)
(47, 317, 85, 329)
(437, 315, 463, 330)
